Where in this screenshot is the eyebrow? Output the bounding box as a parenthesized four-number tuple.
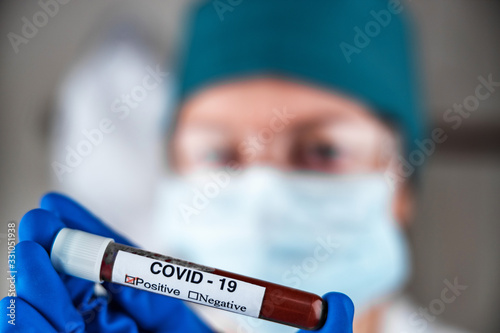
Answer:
(180, 120, 232, 134)
(289, 112, 353, 134)
(180, 110, 364, 137)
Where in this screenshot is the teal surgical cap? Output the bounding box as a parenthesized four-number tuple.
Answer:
(175, 0, 424, 154)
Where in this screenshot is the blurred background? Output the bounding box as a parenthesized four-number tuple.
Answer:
(0, 1, 499, 332)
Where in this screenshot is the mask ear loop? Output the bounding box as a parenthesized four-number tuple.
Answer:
(375, 120, 415, 227)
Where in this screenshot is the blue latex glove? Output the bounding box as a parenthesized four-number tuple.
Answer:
(1, 193, 354, 332)
(0, 193, 213, 333)
(299, 293, 354, 333)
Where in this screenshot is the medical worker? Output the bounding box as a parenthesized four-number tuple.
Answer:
(1, 0, 470, 332)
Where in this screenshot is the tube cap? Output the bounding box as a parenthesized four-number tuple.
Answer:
(51, 228, 114, 282)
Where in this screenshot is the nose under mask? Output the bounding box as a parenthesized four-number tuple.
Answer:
(152, 167, 410, 314)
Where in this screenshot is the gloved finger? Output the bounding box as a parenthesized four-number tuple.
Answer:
(40, 192, 132, 246)
(103, 284, 212, 332)
(19, 208, 66, 254)
(20, 208, 113, 302)
(14, 241, 85, 332)
(37, 193, 212, 332)
(298, 292, 354, 333)
(13, 239, 150, 333)
(0, 297, 60, 333)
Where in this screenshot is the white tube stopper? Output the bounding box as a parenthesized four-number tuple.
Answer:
(51, 228, 114, 283)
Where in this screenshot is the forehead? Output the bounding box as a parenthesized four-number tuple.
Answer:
(177, 77, 387, 134)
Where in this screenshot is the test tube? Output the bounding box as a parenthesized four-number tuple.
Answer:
(51, 228, 327, 330)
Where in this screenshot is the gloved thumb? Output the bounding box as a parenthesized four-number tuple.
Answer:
(40, 192, 133, 246)
(298, 292, 354, 333)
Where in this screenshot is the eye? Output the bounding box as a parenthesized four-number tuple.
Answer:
(293, 142, 343, 173)
(308, 143, 338, 160)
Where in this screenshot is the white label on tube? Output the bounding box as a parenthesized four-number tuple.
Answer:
(112, 251, 266, 318)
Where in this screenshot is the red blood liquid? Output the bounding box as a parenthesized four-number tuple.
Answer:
(100, 242, 327, 330)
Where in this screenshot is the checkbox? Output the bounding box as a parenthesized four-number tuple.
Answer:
(188, 291, 199, 300)
(125, 274, 136, 284)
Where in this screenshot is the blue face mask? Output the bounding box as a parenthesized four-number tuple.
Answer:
(153, 167, 410, 328)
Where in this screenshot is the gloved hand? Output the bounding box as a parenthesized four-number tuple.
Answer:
(0, 192, 213, 333)
(0, 192, 354, 332)
(298, 292, 354, 333)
